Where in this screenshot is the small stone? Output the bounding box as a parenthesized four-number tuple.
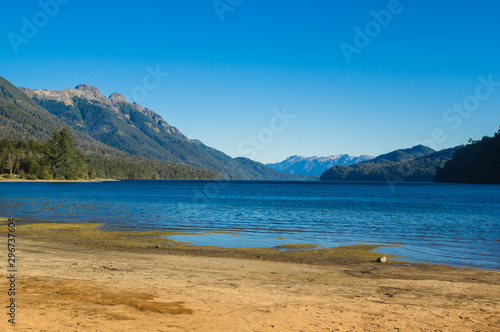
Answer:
(377, 257, 387, 263)
(155, 245, 161, 248)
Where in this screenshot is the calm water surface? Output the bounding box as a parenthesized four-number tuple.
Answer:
(0, 180, 499, 270)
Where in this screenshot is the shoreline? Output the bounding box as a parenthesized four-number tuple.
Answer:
(0, 177, 118, 183)
(5, 221, 498, 271)
(0, 221, 498, 330)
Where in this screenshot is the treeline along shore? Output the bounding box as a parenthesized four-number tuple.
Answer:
(0, 128, 219, 181)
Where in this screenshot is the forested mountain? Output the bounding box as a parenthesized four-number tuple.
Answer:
(267, 154, 374, 176)
(366, 145, 435, 164)
(320, 145, 456, 182)
(0, 77, 222, 179)
(435, 129, 500, 184)
(0, 132, 217, 180)
(1, 76, 303, 180)
(0, 76, 117, 156)
(18, 81, 303, 180)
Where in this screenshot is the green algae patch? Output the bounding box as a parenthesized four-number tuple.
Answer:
(124, 230, 200, 237)
(212, 231, 240, 235)
(7, 222, 403, 266)
(275, 243, 319, 250)
(170, 243, 400, 266)
(10, 222, 197, 248)
(17, 223, 102, 232)
(238, 244, 399, 265)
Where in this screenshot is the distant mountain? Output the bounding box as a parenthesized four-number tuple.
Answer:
(320, 145, 456, 182)
(436, 128, 500, 184)
(267, 154, 374, 176)
(15, 79, 303, 180)
(367, 145, 435, 164)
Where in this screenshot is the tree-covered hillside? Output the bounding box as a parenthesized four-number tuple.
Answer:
(0, 130, 218, 180)
(0, 77, 124, 157)
(320, 146, 455, 182)
(18, 81, 305, 180)
(435, 128, 500, 184)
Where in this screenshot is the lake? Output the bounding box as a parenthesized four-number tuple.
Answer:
(0, 180, 499, 270)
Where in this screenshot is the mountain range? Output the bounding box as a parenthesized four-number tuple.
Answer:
(0, 76, 461, 182)
(267, 154, 374, 176)
(0, 76, 305, 180)
(320, 145, 456, 182)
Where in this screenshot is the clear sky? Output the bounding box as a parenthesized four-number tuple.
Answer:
(1, 0, 499, 163)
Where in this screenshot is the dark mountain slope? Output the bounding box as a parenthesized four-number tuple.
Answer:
(366, 145, 435, 164)
(320, 145, 455, 182)
(436, 129, 500, 184)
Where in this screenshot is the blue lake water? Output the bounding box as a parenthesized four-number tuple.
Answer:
(0, 180, 499, 270)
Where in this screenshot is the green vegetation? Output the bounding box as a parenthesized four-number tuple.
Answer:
(30, 90, 305, 180)
(275, 243, 319, 249)
(13, 223, 195, 247)
(435, 128, 500, 184)
(0, 77, 128, 158)
(320, 145, 455, 182)
(0, 131, 218, 180)
(36, 95, 248, 178)
(0, 129, 84, 180)
(45, 127, 87, 179)
(7, 222, 399, 265)
(1, 76, 306, 180)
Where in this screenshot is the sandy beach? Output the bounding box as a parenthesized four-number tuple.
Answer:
(0, 223, 499, 331)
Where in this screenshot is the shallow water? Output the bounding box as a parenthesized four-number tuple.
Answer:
(0, 180, 499, 270)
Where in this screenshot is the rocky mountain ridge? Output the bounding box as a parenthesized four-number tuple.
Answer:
(20, 85, 183, 138)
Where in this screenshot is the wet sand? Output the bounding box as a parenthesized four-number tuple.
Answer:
(0, 223, 499, 331)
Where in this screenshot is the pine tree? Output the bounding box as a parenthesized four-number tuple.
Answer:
(45, 127, 81, 179)
(58, 127, 74, 160)
(46, 129, 61, 166)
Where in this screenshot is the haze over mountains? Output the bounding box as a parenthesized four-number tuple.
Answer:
(0, 76, 305, 180)
(267, 154, 374, 176)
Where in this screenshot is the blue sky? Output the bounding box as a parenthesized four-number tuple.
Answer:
(1, 0, 499, 163)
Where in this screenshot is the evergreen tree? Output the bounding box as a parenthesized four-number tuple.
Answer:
(46, 129, 61, 166)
